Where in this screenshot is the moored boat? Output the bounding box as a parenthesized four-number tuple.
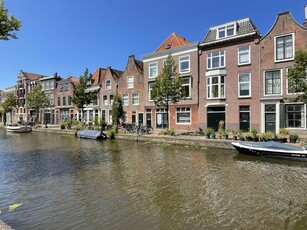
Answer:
(76, 129, 107, 140)
(6, 124, 32, 133)
(232, 141, 307, 161)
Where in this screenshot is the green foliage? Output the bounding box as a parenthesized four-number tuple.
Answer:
(1, 92, 17, 113)
(287, 50, 307, 102)
(151, 54, 183, 108)
(0, 1, 21, 40)
(60, 123, 66, 129)
(107, 126, 116, 139)
(111, 95, 123, 126)
(26, 84, 49, 114)
(279, 128, 289, 136)
(71, 68, 96, 112)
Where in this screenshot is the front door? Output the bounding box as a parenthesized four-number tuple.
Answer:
(265, 104, 276, 133)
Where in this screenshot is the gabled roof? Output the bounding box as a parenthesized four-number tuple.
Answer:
(19, 70, 49, 80)
(68, 77, 79, 87)
(92, 68, 107, 84)
(122, 55, 144, 76)
(107, 66, 123, 80)
(155, 32, 190, 52)
(202, 18, 259, 44)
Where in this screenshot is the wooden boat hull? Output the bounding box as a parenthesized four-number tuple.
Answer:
(232, 141, 307, 161)
(6, 125, 32, 133)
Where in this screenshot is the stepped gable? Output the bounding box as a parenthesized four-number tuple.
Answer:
(155, 32, 190, 52)
(203, 18, 259, 44)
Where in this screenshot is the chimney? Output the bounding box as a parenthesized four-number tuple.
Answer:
(304, 5, 307, 27)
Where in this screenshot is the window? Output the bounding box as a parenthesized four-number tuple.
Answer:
(57, 97, 61, 106)
(41, 82, 45, 91)
(64, 83, 69, 91)
(179, 56, 190, 73)
(149, 62, 158, 78)
(50, 81, 54, 90)
(238, 46, 250, 65)
(181, 77, 191, 98)
(122, 94, 129, 106)
(275, 34, 294, 61)
(132, 93, 139, 105)
(207, 51, 225, 69)
(68, 96, 72, 105)
(239, 106, 250, 132)
(217, 23, 236, 39)
(238, 73, 251, 97)
(103, 95, 108, 105)
(265, 70, 281, 95)
(59, 84, 63, 92)
(127, 76, 134, 89)
(110, 95, 114, 105)
(176, 107, 191, 124)
(62, 96, 66, 106)
(286, 104, 304, 128)
(149, 82, 154, 101)
(106, 79, 111, 90)
(49, 93, 54, 105)
(207, 76, 225, 99)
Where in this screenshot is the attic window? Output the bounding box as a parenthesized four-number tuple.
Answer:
(166, 43, 172, 49)
(217, 23, 236, 39)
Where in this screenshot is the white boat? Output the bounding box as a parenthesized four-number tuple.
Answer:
(6, 124, 32, 133)
(232, 141, 307, 161)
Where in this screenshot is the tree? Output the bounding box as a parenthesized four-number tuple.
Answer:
(26, 84, 49, 123)
(287, 50, 307, 102)
(111, 95, 123, 127)
(0, 0, 21, 40)
(71, 68, 96, 121)
(1, 92, 17, 124)
(151, 54, 183, 128)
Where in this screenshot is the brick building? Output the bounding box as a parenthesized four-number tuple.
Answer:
(117, 55, 144, 125)
(259, 10, 307, 134)
(142, 33, 200, 130)
(199, 18, 261, 132)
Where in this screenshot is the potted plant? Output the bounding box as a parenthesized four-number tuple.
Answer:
(232, 130, 238, 140)
(210, 130, 216, 139)
(204, 127, 213, 139)
(222, 129, 229, 140)
(279, 128, 289, 143)
(264, 131, 274, 141)
(289, 134, 299, 143)
(237, 130, 244, 141)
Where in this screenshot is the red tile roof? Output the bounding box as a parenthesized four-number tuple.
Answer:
(155, 32, 190, 52)
(92, 68, 107, 84)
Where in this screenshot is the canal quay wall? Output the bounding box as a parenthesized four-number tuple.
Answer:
(30, 127, 235, 150)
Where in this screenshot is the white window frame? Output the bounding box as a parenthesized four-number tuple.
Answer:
(176, 107, 191, 124)
(207, 50, 225, 70)
(122, 94, 129, 106)
(127, 76, 134, 89)
(149, 62, 158, 78)
(285, 104, 305, 128)
(238, 73, 251, 98)
(102, 95, 108, 105)
(217, 23, 236, 39)
(181, 77, 191, 98)
(274, 33, 295, 63)
(105, 79, 111, 90)
(264, 69, 282, 96)
(179, 55, 190, 73)
(148, 82, 154, 101)
(207, 75, 225, 99)
(238, 46, 251, 65)
(132, 93, 139, 105)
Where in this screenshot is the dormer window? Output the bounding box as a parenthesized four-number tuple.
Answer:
(217, 23, 236, 39)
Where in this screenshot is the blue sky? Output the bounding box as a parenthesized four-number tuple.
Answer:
(1, 0, 306, 89)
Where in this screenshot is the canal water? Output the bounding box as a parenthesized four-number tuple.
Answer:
(1, 129, 307, 230)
